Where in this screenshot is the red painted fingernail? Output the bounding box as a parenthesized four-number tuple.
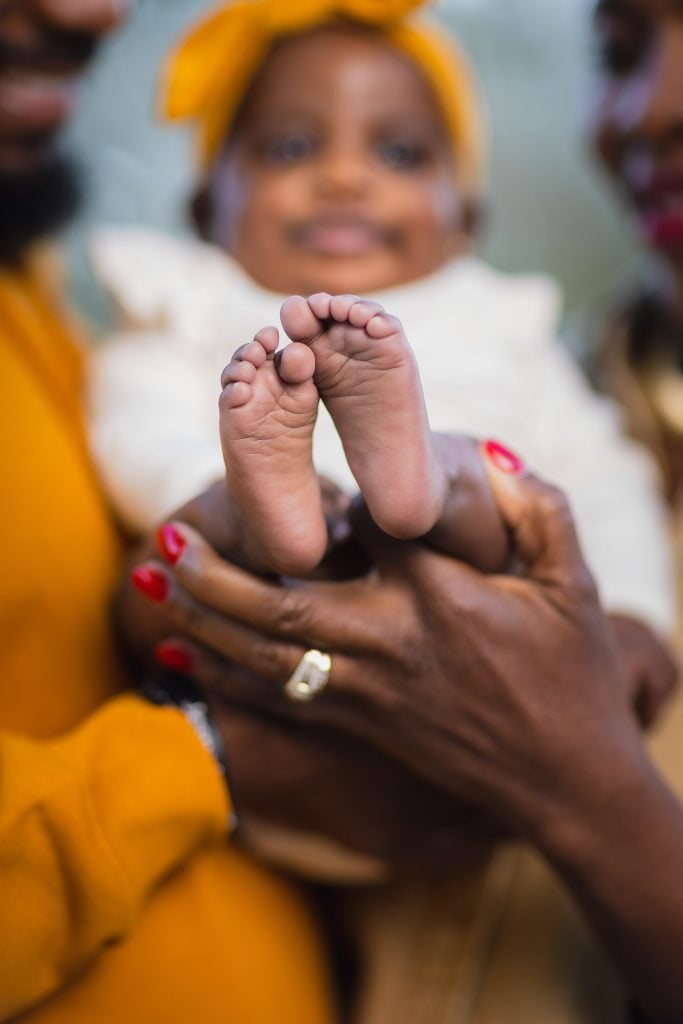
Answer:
(155, 642, 194, 673)
(157, 523, 186, 565)
(484, 439, 525, 475)
(131, 566, 169, 602)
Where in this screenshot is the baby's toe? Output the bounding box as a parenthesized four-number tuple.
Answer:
(219, 380, 252, 410)
(253, 326, 280, 355)
(348, 299, 385, 329)
(306, 292, 333, 321)
(281, 295, 323, 343)
(229, 338, 270, 371)
(366, 312, 404, 340)
(329, 294, 362, 322)
(277, 342, 317, 385)
(221, 358, 256, 388)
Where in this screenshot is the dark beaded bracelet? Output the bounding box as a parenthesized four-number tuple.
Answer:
(141, 671, 236, 828)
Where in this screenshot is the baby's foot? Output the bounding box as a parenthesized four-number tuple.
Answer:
(281, 294, 445, 539)
(219, 326, 326, 575)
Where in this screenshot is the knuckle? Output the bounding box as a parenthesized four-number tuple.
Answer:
(252, 641, 289, 680)
(269, 587, 310, 635)
(576, 565, 600, 603)
(537, 482, 571, 522)
(170, 590, 206, 635)
(566, 562, 599, 605)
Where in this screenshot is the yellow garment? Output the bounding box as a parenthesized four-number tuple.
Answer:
(163, 0, 485, 194)
(0, 258, 333, 1023)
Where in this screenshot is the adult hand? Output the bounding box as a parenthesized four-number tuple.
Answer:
(136, 455, 643, 843)
(133, 449, 683, 1021)
(213, 696, 499, 878)
(119, 437, 509, 876)
(608, 612, 677, 729)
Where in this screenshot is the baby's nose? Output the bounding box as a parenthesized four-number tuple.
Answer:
(315, 151, 374, 196)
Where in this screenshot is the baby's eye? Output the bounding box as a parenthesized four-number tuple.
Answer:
(593, 32, 646, 75)
(376, 138, 429, 171)
(593, 3, 649, 75)
(261, 132, 318, 165)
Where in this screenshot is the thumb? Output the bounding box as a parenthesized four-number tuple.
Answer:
(480, 439, 592, 591)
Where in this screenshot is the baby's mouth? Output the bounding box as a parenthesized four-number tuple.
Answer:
(631, 167, 683, 252)
(289, 218, 392, 258)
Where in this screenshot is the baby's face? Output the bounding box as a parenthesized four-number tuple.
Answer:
(591, 0, 683, 293)
(205, 26, 468, 295)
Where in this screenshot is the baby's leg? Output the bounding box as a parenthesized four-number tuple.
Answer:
(219, 326, 326, 575)
(281, 293, 448, 540)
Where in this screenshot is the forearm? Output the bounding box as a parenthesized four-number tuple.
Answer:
(538, 736, 683, 1023)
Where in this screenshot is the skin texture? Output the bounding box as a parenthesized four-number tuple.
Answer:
(591, 0, 683, 317)
(128, 451, 683, 1022)
(124, 442, 510, 869)
(219, 294, 446, 575)
(201, 25, 470, 296)
(211, 26, 508, 578)
(8, 0, 677, 1018)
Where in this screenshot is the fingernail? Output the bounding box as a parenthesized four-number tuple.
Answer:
(155, 641, 194, 673)
(131, 565, 169, 603)
(484, 439, 525, 475)
(157, 523, 186, 566)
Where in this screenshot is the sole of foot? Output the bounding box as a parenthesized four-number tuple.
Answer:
(219, 324, 327, 575)
(281, 293, 444, 539)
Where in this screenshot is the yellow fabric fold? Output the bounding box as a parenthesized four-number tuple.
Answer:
(162, 0, 485, 193)
(0, 257, 335, 1023)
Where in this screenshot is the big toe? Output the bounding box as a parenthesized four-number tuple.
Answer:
(281, 295, 324, 344)
(277, 342, 317, 385)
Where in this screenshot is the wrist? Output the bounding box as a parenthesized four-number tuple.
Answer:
(141, 672, 237, 828)
(527, 722, 655, 868)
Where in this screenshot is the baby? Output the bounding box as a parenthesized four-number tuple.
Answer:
(89, 1, 675, 666)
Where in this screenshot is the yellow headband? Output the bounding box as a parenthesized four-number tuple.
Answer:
(163, 0, 485, 195)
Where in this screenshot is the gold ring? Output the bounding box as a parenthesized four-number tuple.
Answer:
(284, 649, 332, 703)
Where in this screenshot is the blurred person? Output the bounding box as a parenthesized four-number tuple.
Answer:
(0, 0, 337, 1020)
(88, 0, 675, 702)
(86, 2, 683, 1021)
(4, 4, 682, 1024)
(1, 6, 596, 1024)
(591, 0, 683, 506)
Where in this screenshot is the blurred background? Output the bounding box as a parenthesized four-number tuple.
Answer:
(64, 0, 642, 345)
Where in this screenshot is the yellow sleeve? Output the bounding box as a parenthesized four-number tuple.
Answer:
(0, 694, 230, 1019)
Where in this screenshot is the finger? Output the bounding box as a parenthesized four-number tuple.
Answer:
(163, 523, 388, 651)
(147, 576, 313, 682)
(155, 637, 293, 709)
(480, 439, 594, 593)
(154, 635, 359, 724)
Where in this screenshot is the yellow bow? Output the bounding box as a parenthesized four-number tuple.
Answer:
(163, 0, 484, 193)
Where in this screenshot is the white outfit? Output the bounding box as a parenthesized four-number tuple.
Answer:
(87, 228, 676, 635)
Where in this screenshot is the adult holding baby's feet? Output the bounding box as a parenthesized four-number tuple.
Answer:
(104, 0, 679, 1019)
(133, 442, 683, 1024)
